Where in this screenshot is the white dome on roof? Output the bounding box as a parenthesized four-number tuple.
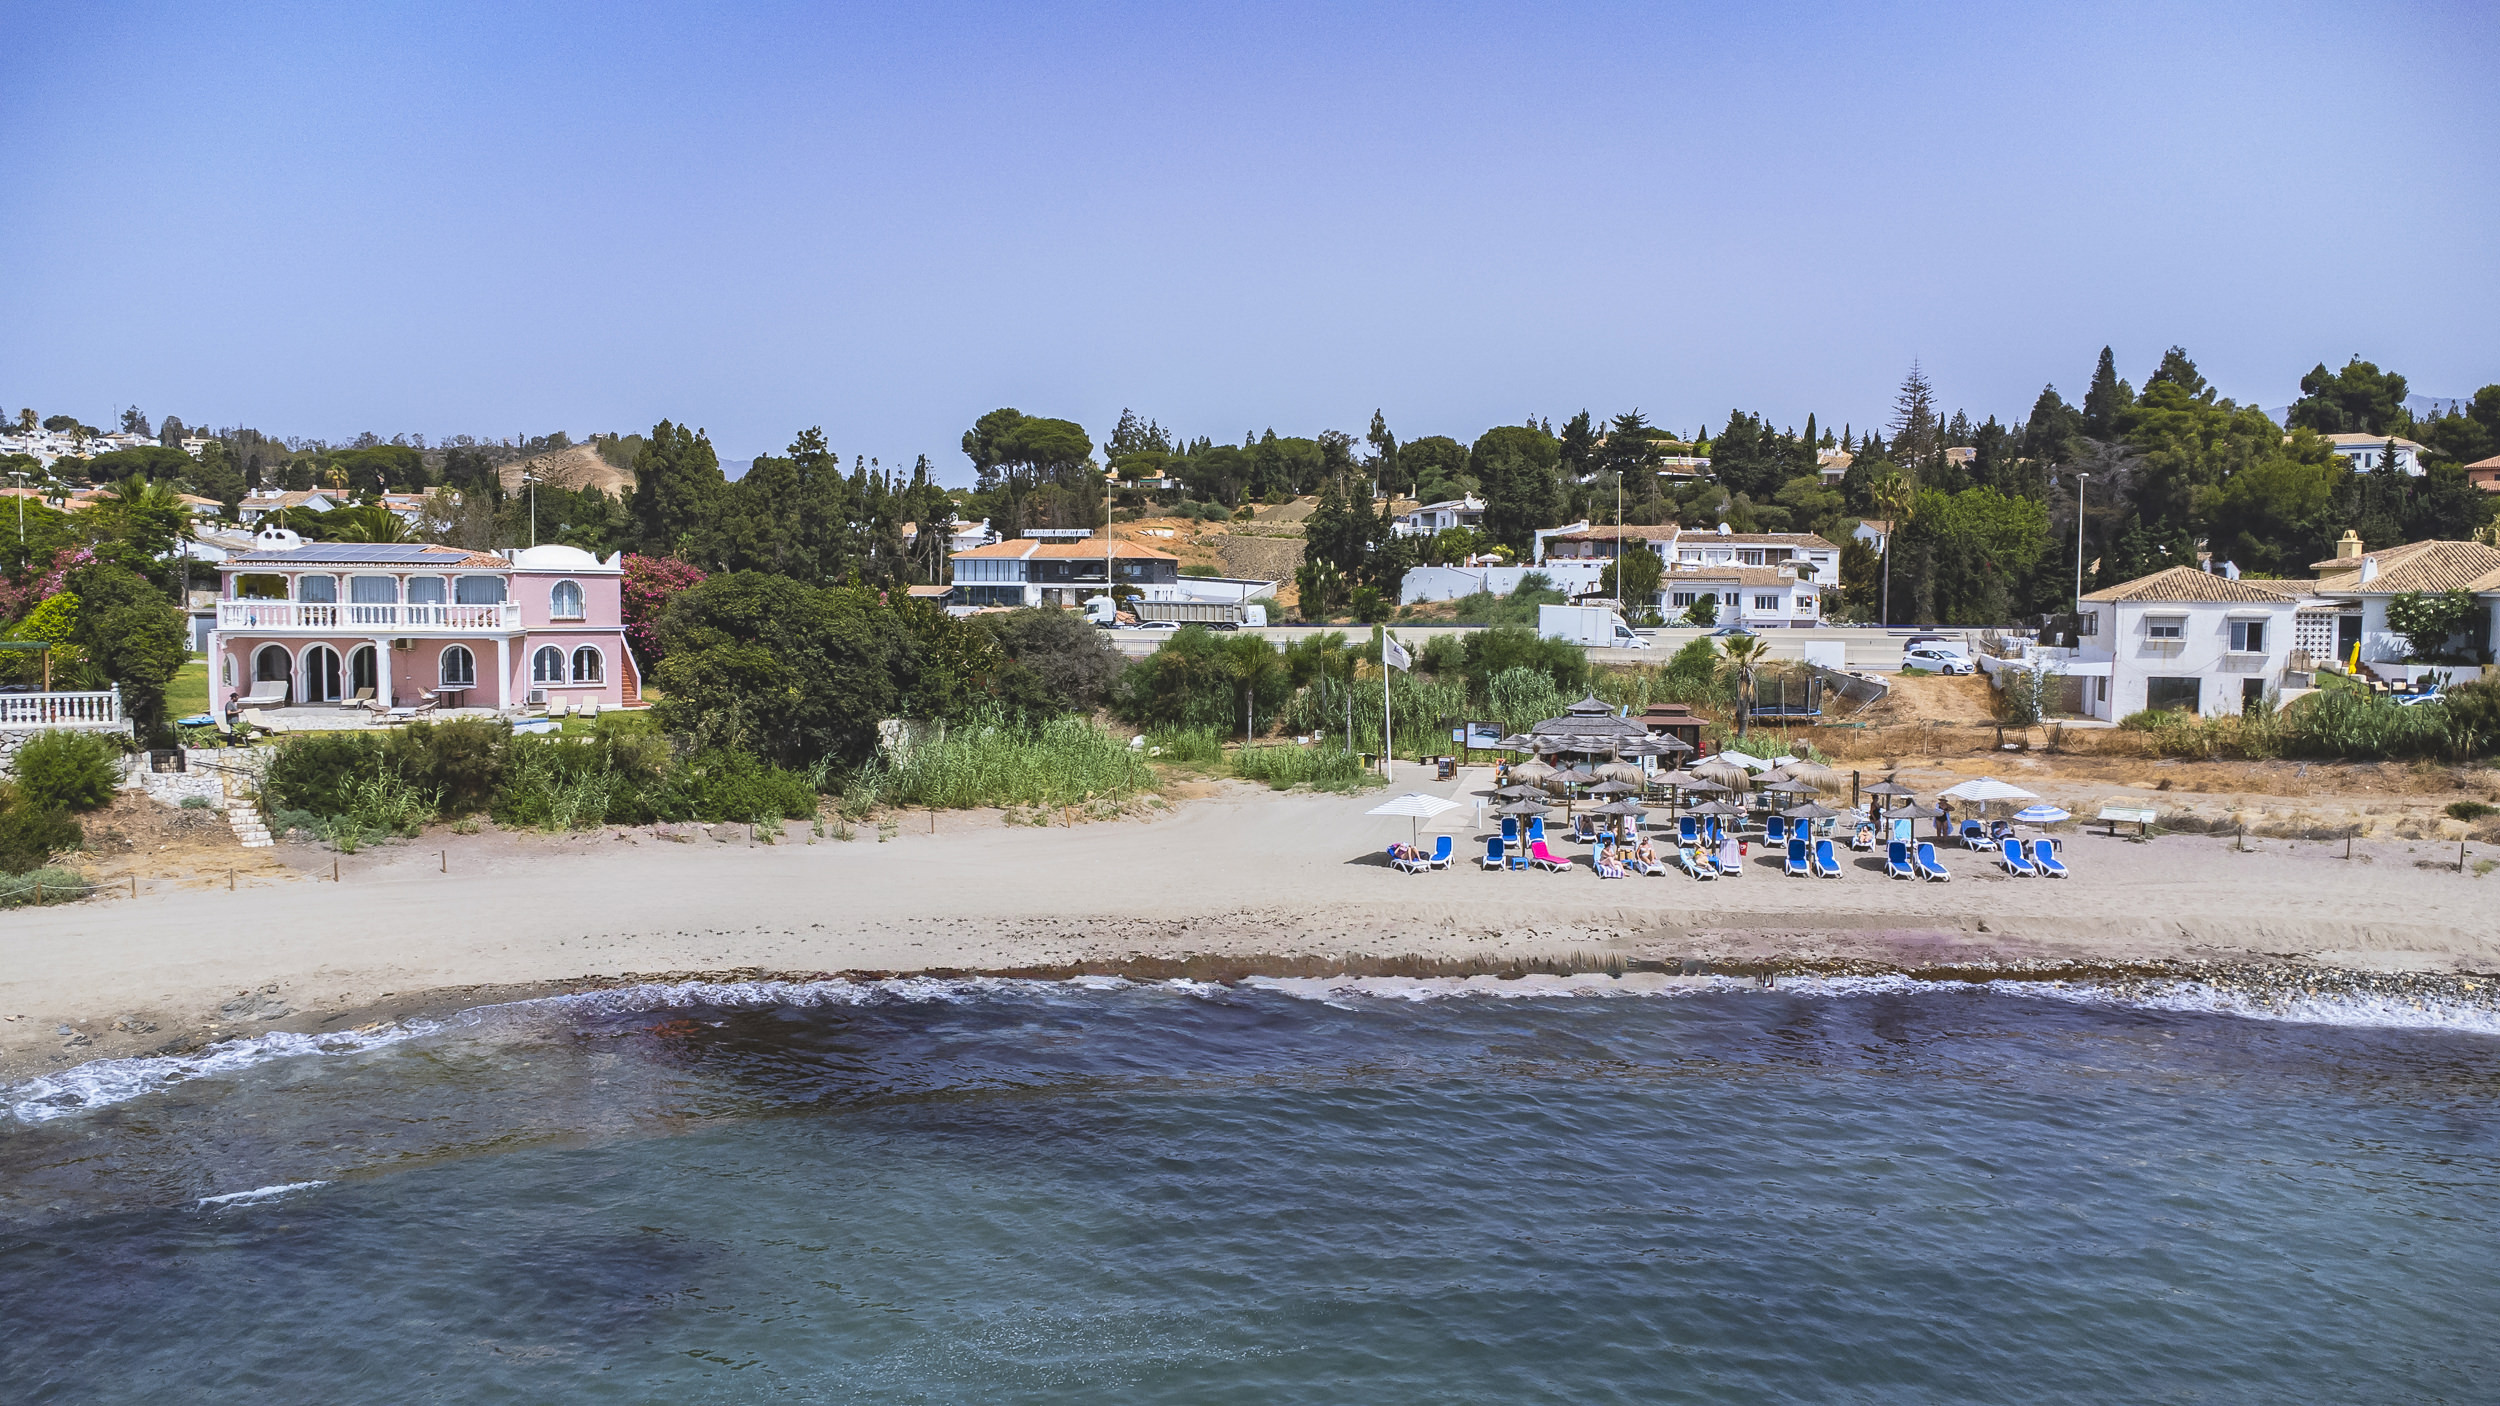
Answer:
(508, 543, 612, 571)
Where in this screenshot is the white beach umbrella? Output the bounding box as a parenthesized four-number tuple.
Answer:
(1938, 777, 2039, 805)
(2012, 803, 2071, 824)
(1368, 791, 1462, 847)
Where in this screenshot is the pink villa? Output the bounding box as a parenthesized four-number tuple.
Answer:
(208, 529, 641, 723)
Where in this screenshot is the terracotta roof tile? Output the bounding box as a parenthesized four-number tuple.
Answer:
(2337, 540, 2500, 595)
(2079, 566, 2313, 604)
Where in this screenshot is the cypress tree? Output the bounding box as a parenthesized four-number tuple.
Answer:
(2082, 347, 2123, 439)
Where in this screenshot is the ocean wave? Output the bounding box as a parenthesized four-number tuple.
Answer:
(197, 1180, 329, 1208)
(1243, 969, 2500, 1038)
(4, 1022, 442, 1126)
(18, 969, 2493, 1127)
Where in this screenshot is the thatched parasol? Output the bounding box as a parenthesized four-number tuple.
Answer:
(1692, 756, 1752, 791)
(1510, 759, 1556, 782)
(1782, 801, 1845, 822)
(1583, 779, 1639, 796)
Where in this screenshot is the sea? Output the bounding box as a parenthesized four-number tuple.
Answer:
(4, 970, 2497, 1402)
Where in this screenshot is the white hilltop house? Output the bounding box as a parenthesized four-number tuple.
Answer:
(2322, 433, 2429, 477)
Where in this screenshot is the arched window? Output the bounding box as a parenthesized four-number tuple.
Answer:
(549, 580, 585, 619)
(570, 646, 603, 683)
(532, 645, 566, 683)
(440, 645, 476, 687)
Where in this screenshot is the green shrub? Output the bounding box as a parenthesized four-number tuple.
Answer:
(382, 717, 508, 815)
(13, 729, 121, 812)
(2447, 800, 2496, 822)
(179, 794, 214, 810)
(0, 866, 91, 905)
(1233, 742, 1371, 791)
(660, 748, 818, 823)
(263, 732, 385, 816)
(0, 793, 81, 873)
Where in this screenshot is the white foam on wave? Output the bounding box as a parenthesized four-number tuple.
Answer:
(1246, 972, 1747, 1004)
(3, 975, 1163, 1127)
(197, 1180, 328, 1208)
(1983, 976, 2500, 1038)
(22, 969, 2488, 1128)
(5, 1021, 441, 1126)
(1241, 969, 2500, 1038)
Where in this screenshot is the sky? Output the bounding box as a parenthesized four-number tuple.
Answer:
(3, 1, 2495, 482)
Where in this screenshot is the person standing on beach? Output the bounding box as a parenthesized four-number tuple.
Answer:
(1933, 799, 1950, 838)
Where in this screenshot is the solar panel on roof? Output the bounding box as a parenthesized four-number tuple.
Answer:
(228, 544, 472, 564)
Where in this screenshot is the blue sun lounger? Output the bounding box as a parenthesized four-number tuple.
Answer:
(1765, 815, 1788, 847)
(1959, 819, 1990, 851)
(1481, 836, 1507, 871)
(1886, 839, 1915, 880)
(1502, 815, 1519, 846)
(1996, 836, 2037, 877)
(1914, 841, 1951, 882)
(2032, 838, 2068, 877)
(1678, 816, 1699, 846)
(1677, 845, 1718, 879)
(1785, 836, 1810, 876)
(1813, 837, 1843, 878)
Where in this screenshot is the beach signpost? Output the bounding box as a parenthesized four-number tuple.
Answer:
(1381, 632, 1411, 779)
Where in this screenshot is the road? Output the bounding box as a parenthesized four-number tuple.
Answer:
(1105, 623, 1975, 673)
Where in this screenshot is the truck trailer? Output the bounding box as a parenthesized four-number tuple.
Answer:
(1538, 603, 1651, 649)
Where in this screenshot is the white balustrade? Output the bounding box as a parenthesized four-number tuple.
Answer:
(218, 601, 519, 631)
(0, 690, 121, 727)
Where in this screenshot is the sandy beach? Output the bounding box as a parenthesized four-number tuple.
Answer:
(7, 761, 2497, 1079)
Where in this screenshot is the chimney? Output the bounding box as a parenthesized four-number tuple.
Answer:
(2335, 529, 2363, 561)
(2359, 555, 2379, 584)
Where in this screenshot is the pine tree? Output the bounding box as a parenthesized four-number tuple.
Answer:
(629, 420, 724, 559)
(2082, 347, 2123, 439)
(1889, 364, 1939, 478)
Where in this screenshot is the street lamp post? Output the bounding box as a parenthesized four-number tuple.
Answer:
(2072, 471, 2090, 618)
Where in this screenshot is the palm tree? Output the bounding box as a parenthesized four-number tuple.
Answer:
(1869, 471, 1914, 626)
(1716, 634, 1771, 738)
(329, 504, 413, 543)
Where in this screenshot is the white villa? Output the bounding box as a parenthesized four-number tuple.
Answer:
(2322, 433, 2428, 477)
(2068, 532, 2500, 719)
(1662, 567, 1825, 629)
(1391, 495, 1487, 538)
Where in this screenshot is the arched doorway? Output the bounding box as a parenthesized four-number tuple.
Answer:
(348, 644, 380, 700)
(302, 645, 343, 704)
(253, 645, 294, 704)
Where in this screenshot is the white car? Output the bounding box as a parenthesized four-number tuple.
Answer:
(1901, 646, 1973, 675)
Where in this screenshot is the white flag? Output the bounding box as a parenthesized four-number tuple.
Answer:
(1382, 634, 1411, 671)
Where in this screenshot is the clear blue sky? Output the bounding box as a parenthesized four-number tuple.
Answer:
(4, 1, 2493, 480)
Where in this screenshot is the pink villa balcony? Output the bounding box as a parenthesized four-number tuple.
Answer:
(217, 600, 523, 632)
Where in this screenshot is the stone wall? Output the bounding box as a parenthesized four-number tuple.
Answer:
(0, 721, 135, 776)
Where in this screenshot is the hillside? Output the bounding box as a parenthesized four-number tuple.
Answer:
(497, 444, 633, 497)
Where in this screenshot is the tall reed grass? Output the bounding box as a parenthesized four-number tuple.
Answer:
(1231, 741, 1372, 791)
(848, 714, 1154, 809)
(2117, 675, 2500, 761)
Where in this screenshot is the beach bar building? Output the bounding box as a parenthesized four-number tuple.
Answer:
(207, 531, 638, 724)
